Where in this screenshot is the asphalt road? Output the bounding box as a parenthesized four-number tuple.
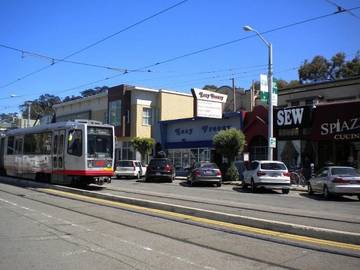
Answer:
(104, 177, 360, 233)
(1, 181, 360, 270)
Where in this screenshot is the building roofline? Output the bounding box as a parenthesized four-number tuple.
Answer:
(53, 91, 108, 108)
(279, 75, 360, 94)
(133, 86, 192, 97)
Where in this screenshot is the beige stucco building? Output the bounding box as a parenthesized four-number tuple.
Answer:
(53, 84, 194, 161)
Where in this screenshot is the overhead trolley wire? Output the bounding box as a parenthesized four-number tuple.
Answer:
(1, 5, 359, 102)
(0, 0, 189, 89)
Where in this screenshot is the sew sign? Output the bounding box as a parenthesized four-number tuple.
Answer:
(274, 106, 312, 129)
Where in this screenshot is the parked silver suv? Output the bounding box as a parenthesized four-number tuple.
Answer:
(243, 160, 291, 194)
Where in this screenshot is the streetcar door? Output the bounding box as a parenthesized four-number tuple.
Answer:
(52, 130, 65, 172)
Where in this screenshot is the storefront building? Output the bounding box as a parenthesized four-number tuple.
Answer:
(274, 100, 360, 170)
(159, 112, 243, 172)
(274, 105, 314, 170)
(311, 101, 360, 169)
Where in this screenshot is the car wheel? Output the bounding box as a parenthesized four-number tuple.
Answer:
(136, 172, 141, 180)
(216, 182, 222, 187)
(308, 183, 314, 195)
(188, 180, 193, 187)
(250, 179, 256, 193)
(282, 189, 290, 194)
(323, 186, 331, 199)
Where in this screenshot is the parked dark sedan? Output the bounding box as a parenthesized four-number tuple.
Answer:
(187, 162, 222, 187)
(145, 158, 175, 182)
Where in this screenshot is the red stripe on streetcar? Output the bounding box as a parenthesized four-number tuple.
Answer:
(52, 170, 114, 176)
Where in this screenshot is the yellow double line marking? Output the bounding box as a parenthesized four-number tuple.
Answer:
(39, 188, 360, 252)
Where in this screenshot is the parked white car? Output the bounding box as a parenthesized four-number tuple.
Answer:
(115, 160, 147, 179)
(243, 160, 291, 194)
(308, 166, 360, 200)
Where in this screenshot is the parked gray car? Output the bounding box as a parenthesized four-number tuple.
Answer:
(308, 166, 360, 200)
(187, 162, 222, 187)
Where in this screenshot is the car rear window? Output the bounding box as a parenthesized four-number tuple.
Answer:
(261, 163, 287, 170)
(149, 159, 170, 166)
(118, 161, 133, 167)
(200, 163, 218, 169)
(331, 168, 359, 176)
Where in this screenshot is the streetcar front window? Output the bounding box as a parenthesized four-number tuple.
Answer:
(87, 127, 113, 158)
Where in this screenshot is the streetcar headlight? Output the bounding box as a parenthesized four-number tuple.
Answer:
(88, 161, 93, 168)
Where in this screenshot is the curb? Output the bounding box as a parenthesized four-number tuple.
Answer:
(1, 177, 359, 245)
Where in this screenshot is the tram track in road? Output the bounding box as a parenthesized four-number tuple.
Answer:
(1, 177, 360, 246)
(1, 184, 360, 262)
(101, 185, 360, 228)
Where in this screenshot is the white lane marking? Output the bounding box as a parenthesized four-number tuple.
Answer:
(100, 232, 218, 270)
(1, 196, 217, 270)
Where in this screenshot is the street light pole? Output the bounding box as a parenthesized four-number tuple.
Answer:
(243, 25, 273, 160)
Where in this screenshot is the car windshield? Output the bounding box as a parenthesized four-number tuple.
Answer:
(87, 127, 113, 158)
(331, 167, 359, 176)
(261, 163, 287, 170)
(200, 163, 218, 169)
(118, 161, 134, 167)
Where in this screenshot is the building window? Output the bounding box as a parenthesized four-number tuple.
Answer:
(109, 100, 121, 126)
(121, 141, 134, 160)
(142, 107, 152, 125)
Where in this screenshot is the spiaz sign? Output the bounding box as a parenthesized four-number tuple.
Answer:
(275, 106, 312, 128)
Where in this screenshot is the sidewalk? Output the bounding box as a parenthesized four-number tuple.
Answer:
(176, 177, 308, 191)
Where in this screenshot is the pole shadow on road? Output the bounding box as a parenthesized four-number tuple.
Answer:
(299, 192, 359, 202)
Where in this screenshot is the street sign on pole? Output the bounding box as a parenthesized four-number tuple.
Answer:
(259, 74, 278, 106)
(269, 137, 276, 148)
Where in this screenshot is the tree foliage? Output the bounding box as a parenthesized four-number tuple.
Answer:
(213, 128, 245, 181)
(130, 137, 155, 163)
(20, 94, 61, 119)
(213, 128, 245, 162)
(80, 86, 108, 97)
(298, 52, 360, 83)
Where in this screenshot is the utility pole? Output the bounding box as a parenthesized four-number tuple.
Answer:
(231, 78, 236, 112)
(27, 102, 32, 128)
(250, 80, 254, 111)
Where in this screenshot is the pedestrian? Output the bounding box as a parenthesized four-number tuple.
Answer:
(303, 156, 312, 181)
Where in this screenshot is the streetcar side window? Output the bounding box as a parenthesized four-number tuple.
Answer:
(7, 136, 14, 155)
(67, 130, 82, 157)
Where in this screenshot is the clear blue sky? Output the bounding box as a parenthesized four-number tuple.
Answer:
(1, 0, 359, 114)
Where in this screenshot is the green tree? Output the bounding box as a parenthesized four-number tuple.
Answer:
(20, 94, 61, 119)
(298, 52, 360, 83)
(130, 137, 155, 163)
(339, 52, 360, 78)
(213, 128, 245, 181)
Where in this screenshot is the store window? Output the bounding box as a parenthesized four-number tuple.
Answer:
(109, 100, 121, 126)
(121, 141, 134, 160)
(142, 107, 152, 125)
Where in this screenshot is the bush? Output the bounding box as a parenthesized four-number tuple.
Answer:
(223, 163, 239, 182)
